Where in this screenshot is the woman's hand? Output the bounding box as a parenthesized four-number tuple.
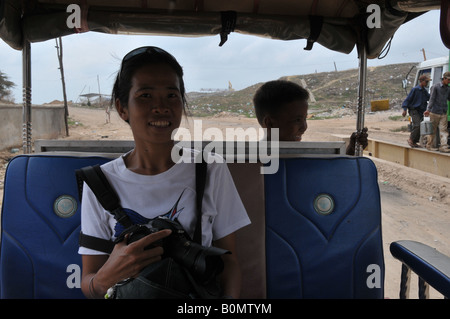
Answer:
(103, 229, 171, 278)
(81, 229, 172, 298)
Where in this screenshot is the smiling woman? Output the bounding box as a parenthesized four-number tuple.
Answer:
(78, 46, 251, 299)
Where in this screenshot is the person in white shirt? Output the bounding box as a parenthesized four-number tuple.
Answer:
(78, 46, 250, 299)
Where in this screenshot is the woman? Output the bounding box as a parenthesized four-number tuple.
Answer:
(78, 46, 250, 299)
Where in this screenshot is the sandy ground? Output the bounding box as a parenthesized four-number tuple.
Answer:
(1, 105, 449, 299)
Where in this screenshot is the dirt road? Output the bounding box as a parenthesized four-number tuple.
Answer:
(1, 105, 449, 299)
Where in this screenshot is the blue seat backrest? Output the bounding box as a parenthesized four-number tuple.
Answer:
(0, 154, 111, 298)
(264, 157, 384, 298)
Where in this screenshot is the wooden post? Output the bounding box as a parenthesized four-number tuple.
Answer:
(56, 37, 69, 136)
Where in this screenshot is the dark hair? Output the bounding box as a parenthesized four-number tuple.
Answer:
(253, 80, 309, 125)
(111, 47, 187, 115)
(418, 75, 429, 82)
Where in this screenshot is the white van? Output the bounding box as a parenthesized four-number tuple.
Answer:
(409, 56, 450, 145)
(413, 56, 449, 90)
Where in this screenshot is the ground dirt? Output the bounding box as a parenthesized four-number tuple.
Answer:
(1, 106, 449, 299)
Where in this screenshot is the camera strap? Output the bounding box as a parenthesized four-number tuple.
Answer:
(77, 165, 134, 229)
(194, 159, 207, 244)
(77, 160, 207, 253)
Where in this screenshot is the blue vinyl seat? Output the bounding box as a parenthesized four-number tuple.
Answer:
(264, 157, 385, 298)
(0, 154, 110, 298)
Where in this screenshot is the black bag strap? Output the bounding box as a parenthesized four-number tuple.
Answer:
(79, 231, 115, 254)
(194, 160, 207, 244)
(76, 165, 133, 229)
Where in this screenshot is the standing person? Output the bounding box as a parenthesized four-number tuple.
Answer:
(424, 72, 450, 152)
(401, 74, 430, 148)
(252, 80, 368, 155)
(78, 46, 250, 299)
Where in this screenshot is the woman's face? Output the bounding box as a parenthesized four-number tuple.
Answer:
(118, 63, 184, 144)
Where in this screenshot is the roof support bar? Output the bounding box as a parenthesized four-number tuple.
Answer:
(219, 11, 237, 46)
(22, 40, 32, 154)
(355, 42, 367, 156)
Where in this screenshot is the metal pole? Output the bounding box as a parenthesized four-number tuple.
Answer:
(447, 49, 450, 124)
(399, 264, 411, 299)
(22, 40, 32, 154)
(355, 43, 367, 156)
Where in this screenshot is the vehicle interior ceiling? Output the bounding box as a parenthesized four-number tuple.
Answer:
(0, 0, 445, 57)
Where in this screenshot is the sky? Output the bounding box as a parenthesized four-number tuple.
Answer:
(0, 9, 448, 105)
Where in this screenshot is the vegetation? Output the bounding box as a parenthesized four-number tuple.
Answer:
(67, 117, 83, 126)
(390, 125, 409, 132)
(0, 71, 15, 102)
(388, 115, 404, 121)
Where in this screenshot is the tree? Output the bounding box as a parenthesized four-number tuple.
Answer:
(0, 70, 15, 101)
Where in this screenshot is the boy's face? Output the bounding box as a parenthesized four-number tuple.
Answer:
(264, 99, 308, 141)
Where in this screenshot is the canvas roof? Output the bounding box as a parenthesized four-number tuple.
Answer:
(0, 0, 444, 59)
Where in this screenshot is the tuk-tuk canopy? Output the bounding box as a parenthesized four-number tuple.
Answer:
(0, 0, 442, 58)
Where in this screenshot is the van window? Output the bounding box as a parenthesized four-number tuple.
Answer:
(416, 68, 431, 86)
(433, 66, 443, 84)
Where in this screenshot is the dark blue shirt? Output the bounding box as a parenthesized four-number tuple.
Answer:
(402, 84, 430, 113)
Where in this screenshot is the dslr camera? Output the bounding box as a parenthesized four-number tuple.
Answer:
(122, 216, 229, 283)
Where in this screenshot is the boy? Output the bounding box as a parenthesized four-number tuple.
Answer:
(253, 80, 367, 155)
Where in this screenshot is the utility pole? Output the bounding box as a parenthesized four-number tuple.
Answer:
(421, 48, 427, 61)
(98, 74, 110, 123)
(97, 75, 102, 105)
(55, 37, 69, 136)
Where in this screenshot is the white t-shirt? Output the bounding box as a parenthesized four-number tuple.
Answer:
(78, 151, 250, 255)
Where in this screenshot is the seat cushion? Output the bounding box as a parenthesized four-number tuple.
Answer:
(264, 157, 384, 298)
(0, 154, 111, 298)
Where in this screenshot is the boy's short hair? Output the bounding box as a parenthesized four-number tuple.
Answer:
(253, 80, 309, 125)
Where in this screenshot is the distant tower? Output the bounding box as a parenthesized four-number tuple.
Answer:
(228, 81, 234, 91)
